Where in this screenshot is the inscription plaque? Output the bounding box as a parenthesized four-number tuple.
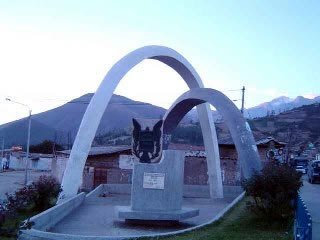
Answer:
(143, 172, 165, 190)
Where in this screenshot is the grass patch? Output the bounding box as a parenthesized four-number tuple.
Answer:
(1, 199, 57, 239)
(147, 197, 293, 240)
(1, 205, 41, 240)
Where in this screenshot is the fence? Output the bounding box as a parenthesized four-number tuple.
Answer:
(295, 194, 312, 240)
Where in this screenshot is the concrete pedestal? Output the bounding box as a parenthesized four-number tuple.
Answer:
(116, 206, 199, 221)
(116, 150, 199, 221)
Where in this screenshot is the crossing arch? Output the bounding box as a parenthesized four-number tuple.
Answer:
(59, 46, 222, 200)
(163, 88, 261, 179)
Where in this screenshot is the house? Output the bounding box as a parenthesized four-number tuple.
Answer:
(53, 137, 286, 192)
(53, 146, 131, 191)
(169, 136, 286, 186)
(0, 148, 53, 171)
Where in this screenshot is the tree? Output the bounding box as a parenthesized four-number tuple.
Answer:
(29, 140, 63, 154)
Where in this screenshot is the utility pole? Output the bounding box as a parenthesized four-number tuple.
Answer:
(25, 109, 32, 185)
(241, 86, 245, 116)
(1, 137, 4, 159)
(6, 98, 32, 185)
(1, 137, 4, 171)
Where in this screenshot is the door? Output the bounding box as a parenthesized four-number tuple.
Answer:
(94, 168, 107, 187)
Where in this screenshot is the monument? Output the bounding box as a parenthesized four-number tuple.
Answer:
(116, 119, 199, 221)
(59, 45, 223, 202)
(19, 46, 262, 239)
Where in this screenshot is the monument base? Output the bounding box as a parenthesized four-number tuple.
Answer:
(116, 206, 199, 221)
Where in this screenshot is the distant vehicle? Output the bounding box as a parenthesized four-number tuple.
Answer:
(291, 156, 308, 168)
(307, 160, 320, 184)
(11, 145, 23, 152)
(296, 165, 306, 174)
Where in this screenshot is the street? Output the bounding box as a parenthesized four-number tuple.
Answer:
(0, 170, 50, 201)
(300, 176, 320, 240)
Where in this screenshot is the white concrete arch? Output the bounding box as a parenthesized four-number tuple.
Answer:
(163, 88, 261, 179)
(59, 46, 222, 200)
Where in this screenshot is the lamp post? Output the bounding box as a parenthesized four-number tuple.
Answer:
(6, 98, 32, 185)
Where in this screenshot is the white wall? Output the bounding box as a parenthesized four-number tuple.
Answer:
(9, 155, 52, 171)
(51, 157, 68, 183)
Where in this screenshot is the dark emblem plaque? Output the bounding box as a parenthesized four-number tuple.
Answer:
(132, 118, 163, 163)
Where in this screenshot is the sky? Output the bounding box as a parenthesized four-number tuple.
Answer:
(0, 0, 319, 125)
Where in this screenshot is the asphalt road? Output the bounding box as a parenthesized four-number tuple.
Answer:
(300, 176, 320, 240)
(0, 170, 50, 201)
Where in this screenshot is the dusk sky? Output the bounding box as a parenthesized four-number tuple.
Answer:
(0, 0, 319, 125)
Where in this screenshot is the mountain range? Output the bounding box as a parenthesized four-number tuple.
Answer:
(0, 94, 166, 148)
(0, 93, 319, 148)
(245, 95, 320, 118)
(188, 95, 320, 121)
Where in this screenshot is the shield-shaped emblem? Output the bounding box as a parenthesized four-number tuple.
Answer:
(132, 118, 163, 163)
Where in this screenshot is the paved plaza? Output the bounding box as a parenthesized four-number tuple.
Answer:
(50, 191, 241, 237)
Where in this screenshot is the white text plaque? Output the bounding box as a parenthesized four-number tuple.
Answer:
(143, 172, 165, 190)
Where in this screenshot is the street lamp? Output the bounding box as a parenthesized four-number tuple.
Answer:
(6, 98, 32, 185)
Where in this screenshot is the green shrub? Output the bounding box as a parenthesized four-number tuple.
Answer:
(0, 175, 61, 238)
(242, 161, 303, 220)
(30, 175, 61, 211)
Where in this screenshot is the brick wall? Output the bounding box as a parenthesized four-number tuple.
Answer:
(54, 145, 278, 191)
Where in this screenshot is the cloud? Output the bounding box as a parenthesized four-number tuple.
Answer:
(303, 93, 320, 99)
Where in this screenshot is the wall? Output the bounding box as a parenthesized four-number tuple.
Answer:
(9, 155, 52, 171)
(26, 192, 86, 231)
(51, 157, 68, 183)
(53, 144, 281, 191)
(82, 166, 94, 192)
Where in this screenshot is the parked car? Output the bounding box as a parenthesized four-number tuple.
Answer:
(307, 160, 320, 184)
(295, 165, 306, 174)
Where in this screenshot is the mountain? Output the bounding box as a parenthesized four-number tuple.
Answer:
(0, 119, 57, 148)
(246, 95, 320, 118)
(187, 95, 320, 121)
(248, 103, 320, 148)
(214, 102, 320, 149)
(2, 92, 319, 149)
(0, 94, 166, 148)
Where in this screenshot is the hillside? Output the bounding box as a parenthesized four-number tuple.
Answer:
(0, 94, 166, 148)
(187, 103, 320, 149)
(188, 95, 320, 121)
(2, 93, 319, 150)
(248, 103, 320, 148)
(246, 95, 320, 118)
(216, 102, 320, 149)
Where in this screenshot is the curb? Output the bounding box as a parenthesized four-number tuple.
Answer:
(20, 192, 245, 240)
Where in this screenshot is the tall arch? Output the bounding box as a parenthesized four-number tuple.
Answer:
(59, 46, 222, 200)
(163, 88, 261, 179)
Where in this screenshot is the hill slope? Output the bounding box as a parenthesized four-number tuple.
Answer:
(188, 95, 320, 121)
(248, 103, 320, 147)
(246, 95, 320, 118)
(0, 94, 166, 147)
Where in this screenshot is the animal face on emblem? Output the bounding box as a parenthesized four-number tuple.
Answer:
(132, 118, 163, 163)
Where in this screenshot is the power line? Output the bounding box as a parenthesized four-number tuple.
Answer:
(2, 87, 245, 107)
(222, 89, 242, 92)
(66, 101, 153, 106)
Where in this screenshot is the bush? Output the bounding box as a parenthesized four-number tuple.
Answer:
(30, 175, 62, 211)
(242, 161, 303, 220)
(0, 175, 61, 238)
(4, 187, 34, 217)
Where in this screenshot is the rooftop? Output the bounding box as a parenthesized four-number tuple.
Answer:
(58, 145, 131, 156)
(218, 136, 286, 146)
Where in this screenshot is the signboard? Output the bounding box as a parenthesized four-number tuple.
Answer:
(143, 172, 165, 190)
